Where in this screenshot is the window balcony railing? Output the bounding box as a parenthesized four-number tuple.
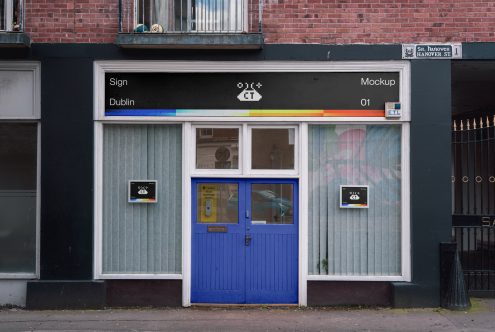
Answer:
(118, 0, 263, 34)
(0, 0, 22, 32)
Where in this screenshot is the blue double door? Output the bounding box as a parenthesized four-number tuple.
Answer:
(191, 179, 298, 304)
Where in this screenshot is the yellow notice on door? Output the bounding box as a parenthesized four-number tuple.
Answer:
(199, 184, 218, 223)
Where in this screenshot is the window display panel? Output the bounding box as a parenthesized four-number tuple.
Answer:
(102, 124, 182, 274)
(196, 128, 239, 169)
(308, 125, 401, 276)
(251, 128, 295, 170)
(0, 123, 37, 273)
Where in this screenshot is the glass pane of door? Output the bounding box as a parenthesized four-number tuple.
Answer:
(197, 183, 238, 223)
(251, 183, 294, 224)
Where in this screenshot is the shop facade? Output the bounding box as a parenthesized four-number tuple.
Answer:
(10, 0, 495, 309)
(0, 46, 455, 308)
(0, 44, 457, 308)
(92, 61, 410, 306)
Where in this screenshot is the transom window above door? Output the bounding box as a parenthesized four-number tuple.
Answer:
(192, 125, 299, 176)
(251, 128, 295, 170)
(196, 127, 239, 170)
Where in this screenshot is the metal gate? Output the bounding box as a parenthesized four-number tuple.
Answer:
(452, 115, 495, 293)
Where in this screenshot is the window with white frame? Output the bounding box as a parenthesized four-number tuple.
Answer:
(0, 0, 21, 31)
(247, 125, 298, 175)
(308, 124, 403, 277)
(134, 0, 245, 32)
(0, 123, 37, 274)
(100, 124, 182, 275)
(196, 127, 239, 170)
(0, 64, 40, 277)
(250, 128, 295, 170)
(193, 124, 299, 175)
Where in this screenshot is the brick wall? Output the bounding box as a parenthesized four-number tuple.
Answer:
(263, 0, 495, 44)
(23, 0, 495, 44)
(25, 0, 118, 43)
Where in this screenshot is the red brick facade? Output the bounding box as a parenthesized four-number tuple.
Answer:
(25, 0, 118, 43)
(24, 0, 495, 44)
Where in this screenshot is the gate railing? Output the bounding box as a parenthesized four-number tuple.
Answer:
(452, 226, 495, 291)
(452, 116, 495, 215)
(452, 115, 495, 293)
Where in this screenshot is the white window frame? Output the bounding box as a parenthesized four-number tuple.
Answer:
(93, 122, 184, 280)
(0, 62, 41, 280)
(191, 124, 243, 176)
(304, 122, 410, 282)
(94, 61, 411, 307)
(247, 125, 299, 176)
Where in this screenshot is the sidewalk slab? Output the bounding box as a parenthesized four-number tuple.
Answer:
(0, 298, 494, 332)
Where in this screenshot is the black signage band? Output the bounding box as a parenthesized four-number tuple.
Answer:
(105, 72, 400, 117)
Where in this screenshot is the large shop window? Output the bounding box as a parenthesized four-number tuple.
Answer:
(308, 125, 402, 276)
(102, 125, 182, 274)
(0, 123, 37, 274)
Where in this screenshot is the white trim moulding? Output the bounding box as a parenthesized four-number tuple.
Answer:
(98, 274, 182, 280)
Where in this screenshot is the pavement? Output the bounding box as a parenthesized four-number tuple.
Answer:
(0, 298, 494, 332)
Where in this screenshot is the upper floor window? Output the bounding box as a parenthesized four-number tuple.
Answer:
(139, 0, 244, 32)
(120, 0, 260, 33)
(0, 0, 21, 32)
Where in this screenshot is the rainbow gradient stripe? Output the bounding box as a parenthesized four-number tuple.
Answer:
(129, 197, 157, 203)
(105, 109, 385, 117)
(340, 203, 368, 208)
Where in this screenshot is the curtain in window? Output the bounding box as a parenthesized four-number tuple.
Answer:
(195, 0, 243, 31)
(308, 125, 401, 276)
(151, 0, 173, 30)
(0, 0, 4, 31)
(102, 125, 182, 274)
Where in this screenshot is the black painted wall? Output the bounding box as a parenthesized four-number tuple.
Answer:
(407, 60, 452, 306)
(39, 58, 94, 279)
(1, 43, 457, 306)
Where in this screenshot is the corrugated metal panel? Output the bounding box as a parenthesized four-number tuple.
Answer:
(308, 125, 401, 276)
(102, 125, 182, 274)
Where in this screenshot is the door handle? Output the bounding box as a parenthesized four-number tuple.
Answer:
(245, 234, 252, 246)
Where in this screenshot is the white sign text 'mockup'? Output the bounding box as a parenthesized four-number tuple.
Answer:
(361, 77, 396, 87)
